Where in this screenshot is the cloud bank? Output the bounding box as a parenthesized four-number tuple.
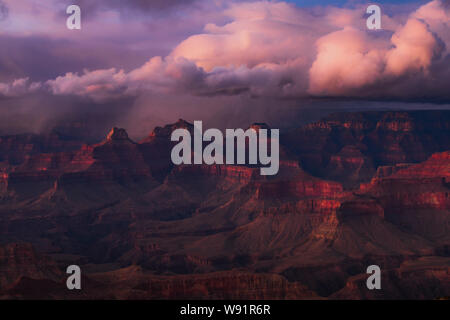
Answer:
(1, 0, 449, 103)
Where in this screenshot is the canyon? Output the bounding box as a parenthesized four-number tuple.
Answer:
(0, 110, 448, 299)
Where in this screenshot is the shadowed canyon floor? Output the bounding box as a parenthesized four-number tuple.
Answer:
(0, 110, 449, 299)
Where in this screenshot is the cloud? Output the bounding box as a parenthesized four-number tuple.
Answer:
(0, 77, 40, 97)
(309, 0, 448, 98)
(0, 1, 449, 138)
(47, 69, 128, 101)
(42, 1, 322, 100)
(0, 0, 221, 84)
(1, 0, 449, 102)
(45, 57, 207, 102)
(0, 1, 8, 21)
(61, 0, 198, 15)
(308, 27, 386, 95)
(385, 17, 444, 76)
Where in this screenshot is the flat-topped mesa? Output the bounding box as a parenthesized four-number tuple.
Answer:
(250, 163, 344, 200)
(391, 151, 450, 179)
(0, 132, 85, 168)
(374, 111, 426, 132)
(357, 151, 449, 213)
(363, 151, 450, 186)
(106, 127, 131, 142)
(304, 111, 420, 131)
(354, 151, 450, 242)
(302, 112, 373, 130)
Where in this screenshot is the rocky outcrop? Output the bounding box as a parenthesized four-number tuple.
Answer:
(89, 267, 317, 300)
(0, 127, 158, 204)
(0, 243, 61, 290)
(331, 256, 450, 300)
(282, 110, 450, 187)
(0, 112, 448, 300)
(357, 151, 450, 243)
(0, 131, 85, 168)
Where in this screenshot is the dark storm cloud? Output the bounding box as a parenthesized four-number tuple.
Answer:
(106, 0, 197, 11)
(0, 92, 137, 139)
(58, 0, 197, 18)
(0, 0, 207, 81)
(0, 35, 151, 82)
(0, 0, 8, 21)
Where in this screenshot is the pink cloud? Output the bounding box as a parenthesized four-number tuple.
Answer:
(309, 0, 448, 97)
(308, 27, 386, 95)
(3, 0, 449, 102)
(0, 77, 40, 96)
(386, 17, 444, 76)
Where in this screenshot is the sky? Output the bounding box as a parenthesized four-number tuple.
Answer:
(0, 0, 449, 138)
(288, 0, 421, 6)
